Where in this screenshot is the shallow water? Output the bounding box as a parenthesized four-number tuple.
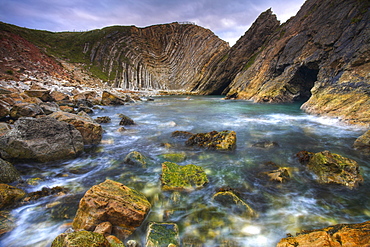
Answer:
(1, 96, 369, 247)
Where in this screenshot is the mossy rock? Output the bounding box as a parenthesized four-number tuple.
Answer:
(0, 211, 15, 236)
(0, 184, 26, 209)
(158, 153, 187, 163)
(51, 230, 111, 247)
(354, 130, 370, 154)
(307, 150, 363, 189)
(212, 191, 257, 217)
(146, 222, 179, 247)
(161, 162, 209, 191)
(0, 158, 21, 183)
(185, 130, 236, 151)
(124, 151, 149, 168)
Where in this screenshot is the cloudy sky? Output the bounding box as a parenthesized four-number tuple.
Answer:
(0, 0, 306, 45)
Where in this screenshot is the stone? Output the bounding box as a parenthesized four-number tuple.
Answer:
(0, 123, 11, 137)
(145, 222, 180, 247)
(119, 114, 135, 125)
(212, 191, 257, 217)
(50, 111, 103, 145)
(21, 186, 69, 204)
(159, 153, 187, 163)
(0, 184, 26, 209)
(51, 230, 110, 247)
(0, 211, 15, 236)
(185, 130, 237, 151)
(124, 151, 149, 168)
(106, 235, 125, 247)
(10, 103, 44, 119)
(95, 116, 111, 124)
(252, 140, 279, 148)
(0, 99, 11, 119)
(171, 131, 193, 139)
(50, 91, 70, 101)
(306, 150, 363, 189)
(24, 90, 53, 102)
(262, 167, 291, 183)
(94, 222, 113, 236)
(354, 130, 370, 154)
(101, 91, 129, 105)
(161, 162, 209, 191)
(72, 179, 151, 240)
(39, 102, 61, 115)
(0, 117, 84, 162)
(0, 158, 21, 183)
(277, 221, 370, 247)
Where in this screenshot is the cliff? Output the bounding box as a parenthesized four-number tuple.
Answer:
(216, 0, 369, 125)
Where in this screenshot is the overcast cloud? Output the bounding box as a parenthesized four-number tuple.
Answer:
(0, 0, 306, 45)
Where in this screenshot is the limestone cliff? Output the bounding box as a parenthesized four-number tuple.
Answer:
(217, 0, 369, 125)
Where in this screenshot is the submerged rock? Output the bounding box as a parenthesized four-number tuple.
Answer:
(72, 179, 151, 240)
(277, 220, 370, 247)
(119, 114, 135, 125)
(146, 222, 180, 247)
(305, 150, 363, 189)
(0, 158, 21, 183)
(185, 130, 236, 151)
(158, 153, 187, 163)
(0, 184, 26, 209)
(171, 131, 193, 139)
(0, 211, 15, 236)
(212, 191, 257, 218)
(354, 130, 370, 154)
(0, 117, 84, 162)
(94, 116, 111, 124)
(251, 140, 279, 148)
(161, 162, 209, 191)
(51, 230, 110, 247)
(124, 151, 149, 168)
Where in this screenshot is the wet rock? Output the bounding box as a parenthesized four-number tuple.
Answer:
(145, 222, 180, 247)
(277, 220, 370, 247)
(101, 91, 129, 105)
(185, 130, 237, 151)
(171, 131, 193, 139)
(50, 111, 103, 145)
(119, 114, 135, 125)
(24, 90, 53, 102)
(0, 123, 11, 136)
(106, 235, 125, 247)
(252, 140, 279, 148)
(39, 102, 61, 115)
(50, 91, 70, 101)
(10, 103, 44, 119)
(94, 222, 113, 236)
(296, 151, 314, 165)
(51, 230, 111, 247)
(0, 99, 11, 118)
(0, 184, 26, 209)
(158, 153, 187, 163)
(95, 116, 111, 124)
(72, 179, 151, 241)
(262, 167, 291, 183)
(21, 186, 69, 204)
(212, 191, 257, 217)
(354, 130, 370, 154)
(161, 162, 209, 191)
(60, 105, 75, 113)
(0, 158, 21, 183)
(0, 211, 15, 236)
(124, 151, 149, 168)
(306, 150, 363, 189)
(0, 117, 84, 162)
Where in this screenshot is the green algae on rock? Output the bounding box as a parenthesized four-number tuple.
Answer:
(0, 184, 26, 209)
(306, 150, 363, 189)
(145, 222, 180, 247)
(185, 130, 236, 151)
(158, 153, 187, 163)
(161, 162, 209, 191)
(124, 151, 150, 168)
(213, 191, 257, 218)
(51, 230, 111, 247)
(354, 129, 370, 154)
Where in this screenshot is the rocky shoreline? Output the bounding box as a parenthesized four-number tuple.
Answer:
(0, 78, 369, 246)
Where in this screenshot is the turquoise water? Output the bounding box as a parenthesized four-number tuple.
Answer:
(1, 96, 369, 246)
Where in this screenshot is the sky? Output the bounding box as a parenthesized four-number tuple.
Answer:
(0, 0, 306, 46)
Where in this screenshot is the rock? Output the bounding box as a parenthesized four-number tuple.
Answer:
(119, 115, 135, 125)
(39, 102, 61, 115)
(50, 111, 103, 145)
(296, 151, 314, 165)
(72, 179, 151, 240)
(0, 158, 21, 183)
(212, 191, 257, 217)
(124, 151, 149, 168)
(0, 99, 11, 118)
(95, 116, 111, 124)
(60, 105, 75, 113)
(185, 130, 237, 151)
(277, 220, 370, 247)
(306, 150, 363, 189)
(50, 91, 70, 101)
(0, 123, 11, 136)
(94, 222, 113, 236)
(161, 162, 209, 191)
(0, 211, 15, 236)
(158, 153, 187, 163)
(252, 140, 279, 148)
(145, 222, 180, 247)
(24, 90, 53, 102)
(0, 184, 26, 209)
(10, 103, 44, 119)
(171, 131, 193, 139)
(354, 130, 370, 154)
(51, 230, 110, 247)
(262, 167, 291, 183)
(106, 235, 125, 247)
(21, 186, 69, 204)
(0, 117, 84, 162)
(101, 91, 129, 105)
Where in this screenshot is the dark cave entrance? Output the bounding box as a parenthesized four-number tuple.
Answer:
(287, 62, 319, 102)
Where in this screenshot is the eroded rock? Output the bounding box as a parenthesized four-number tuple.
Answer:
(185, 130, 236, 151)
(146, 222, 180, 247)
(51, 230, 110, 247)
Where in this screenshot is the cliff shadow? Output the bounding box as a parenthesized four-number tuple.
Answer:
(288, 62, 319, 102)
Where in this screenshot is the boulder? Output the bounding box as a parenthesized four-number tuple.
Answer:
(146, 222, 180, 247)
(159, 153, 187, 163)
(101, 91, 129, 105)
(10, 103, 44, 119)
(24, 90, 53, 102)
(72, 179, 151, 240)
(51, 230, 110, 247)
(50, 111, 103, 145)
(50, 91, 70, 101)
(0, 117, 84, 162)
(171, 131, 193, 139)
(277, 221, 370, 247)
(212, 191, 257, 217)
(0, 184, 26, 209)
(185, 130, 236, 151)
(95, 116, 111, 124)
(124, 151, 149, 168)
(306, 150, 363, 189)
(354, 130, 370, 154)
(0, 158, 21, 183)
(0, 123, 11, 137)
(161, 162, 209, 191)
(119, 114, 135, 125)
(0, 99, 11, 118)
(39, 102, 60, 115)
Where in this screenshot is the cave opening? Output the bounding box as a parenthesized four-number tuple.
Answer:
(287, 62, 319, 102)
